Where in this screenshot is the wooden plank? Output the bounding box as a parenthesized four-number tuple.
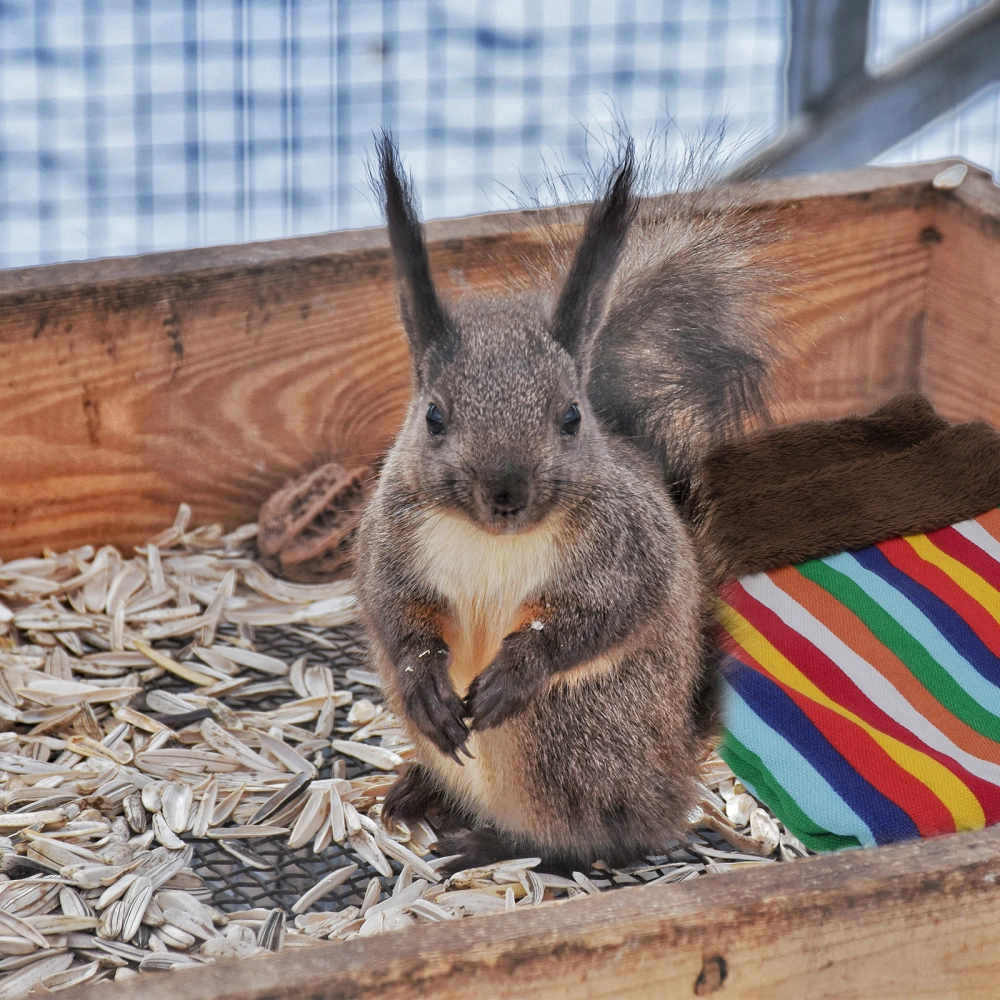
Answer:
(760, 177, 936, 424)
(0, 163, 952, 558)
(920, 166, 1000, 426)
(0, 228, 551, 558)
(66, 826, 1000, 1000)
(0, 160, 958, 296)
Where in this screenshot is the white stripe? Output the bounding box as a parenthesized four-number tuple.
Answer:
(953, 519, 1000, 567)
(741, 573, 1000, 786)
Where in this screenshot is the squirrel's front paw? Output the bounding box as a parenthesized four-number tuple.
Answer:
(465, 660, 545, 731)
(399, 651, 471, 763)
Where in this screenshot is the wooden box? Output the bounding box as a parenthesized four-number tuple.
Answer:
(6, 160, 1000, 999)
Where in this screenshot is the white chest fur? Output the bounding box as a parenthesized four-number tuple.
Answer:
(413, 511, 563, 691)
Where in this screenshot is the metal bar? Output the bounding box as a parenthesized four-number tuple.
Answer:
(786, 0, 872, 117)
(735, 0, 1000, 179)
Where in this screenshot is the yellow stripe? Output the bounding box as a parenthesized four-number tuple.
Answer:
(905, 533, 1000, 625)
(718, 602, 985, 830)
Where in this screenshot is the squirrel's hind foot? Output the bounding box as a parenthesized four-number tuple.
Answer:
(382, 763, 469, 837)
(436, 828, 523, 875)
(382, 764, 445, 826)
(436, 828, 599, 878)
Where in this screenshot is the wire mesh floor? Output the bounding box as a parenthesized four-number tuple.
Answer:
(183, 623, 412, 913)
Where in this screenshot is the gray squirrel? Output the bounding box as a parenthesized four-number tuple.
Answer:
(355, 134, 773, 871)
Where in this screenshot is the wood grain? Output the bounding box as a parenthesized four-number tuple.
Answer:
(64, 826, 1000, 1000)
(0, 231, 549, 558)
(762, 180, 936, 423)
(919, 167, 1000, 425)
(0, 162, 967, 559)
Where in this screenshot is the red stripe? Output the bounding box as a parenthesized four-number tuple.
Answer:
(726, 632, 953, 836)
(719, 579, 746, 614)
(726, 581, 1000, 824)
(927, 525, 1000, 593)
(878, 537, 1000, 658)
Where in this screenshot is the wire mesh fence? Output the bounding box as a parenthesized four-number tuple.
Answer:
(0, 0, 786, 268)
(0, 0, 998, 270)
(867, 0, 989, 69)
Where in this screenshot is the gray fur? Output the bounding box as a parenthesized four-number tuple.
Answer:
(354, 134, 770, 870)
(592, 206, 775, 506)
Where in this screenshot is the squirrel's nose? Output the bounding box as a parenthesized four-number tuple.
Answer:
(491, 490, 524, 516)
(481, 470, 530, 518)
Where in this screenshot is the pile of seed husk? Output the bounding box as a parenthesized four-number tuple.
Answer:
(0, 505, 812, 997)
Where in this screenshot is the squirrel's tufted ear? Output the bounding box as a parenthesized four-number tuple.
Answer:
(550, 141, 638, 365)
(375, 133, 457, 383)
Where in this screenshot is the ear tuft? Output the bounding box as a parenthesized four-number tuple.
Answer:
(550, 140, 639, 362)
(375, 132, 457, 380)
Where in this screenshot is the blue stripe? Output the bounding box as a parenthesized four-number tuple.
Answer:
(724, 657, 917, 845)
(722, 674, 878, 847)
(824, 550, 1000, 716)
(852, 545, 1000, 688)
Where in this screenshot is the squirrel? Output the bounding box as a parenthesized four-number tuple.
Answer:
(355, 133, 774, 871)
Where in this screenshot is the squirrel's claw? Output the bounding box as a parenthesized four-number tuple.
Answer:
(401, 659, 471, 761)
(382, 764, 438, 827)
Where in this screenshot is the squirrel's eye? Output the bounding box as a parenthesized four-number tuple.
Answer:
(426, 403, 446, 436)
(561, 402, 581, 436)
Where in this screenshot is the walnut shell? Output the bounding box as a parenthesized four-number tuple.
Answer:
(257, 462, 373, 583)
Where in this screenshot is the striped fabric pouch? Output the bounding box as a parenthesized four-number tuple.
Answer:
(718, 509, 1000, 851)
(701, 394, 1000, 851)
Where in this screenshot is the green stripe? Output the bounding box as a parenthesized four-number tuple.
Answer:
(720, 730, 860, 853)
(797, 558, 1000, 744)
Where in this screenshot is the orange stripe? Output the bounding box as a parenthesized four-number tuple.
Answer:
(769, 566, 1000, 767)
(975, 507, 1000, 545)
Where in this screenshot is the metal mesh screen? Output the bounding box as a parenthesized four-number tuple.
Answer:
(869, 0, 1000, 176)
(0, 0, 786, 269)
(868, 0, 990, 71)
(191, 834, 373, 914)
(169, 623, 392, 913)
(3, 3, 998, 269)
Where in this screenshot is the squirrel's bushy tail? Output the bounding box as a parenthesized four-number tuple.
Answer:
(488, 128, 784, 509)
(587, 191, 778, 509)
